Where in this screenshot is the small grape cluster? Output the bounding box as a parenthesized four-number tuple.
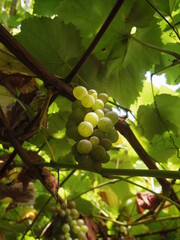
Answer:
(66, 86, 119, 172)
(52, 200, 88, 240)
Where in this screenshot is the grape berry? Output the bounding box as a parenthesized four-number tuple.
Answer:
(53, 200, 88, 240)
(66, 86, 120, 172)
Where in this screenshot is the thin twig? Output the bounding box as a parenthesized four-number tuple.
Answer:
(21, 196, 53, 240)
(146, 0, 180, 41)
(65, 0, 125, 83)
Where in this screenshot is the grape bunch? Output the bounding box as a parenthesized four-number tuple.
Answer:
(66, 86, 120, 172)
(52, 200, 88, 240)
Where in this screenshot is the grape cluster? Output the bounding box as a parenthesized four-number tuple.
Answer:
(52, 200, 88, 240)
(66, 86, 119, 172)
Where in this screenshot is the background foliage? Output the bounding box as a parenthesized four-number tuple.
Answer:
(0, 0, 180, 239)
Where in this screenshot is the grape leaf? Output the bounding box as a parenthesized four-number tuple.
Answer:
(33, 0, 62, 16)
(137, 94, 180, 140)
(16, 17, 83, 77)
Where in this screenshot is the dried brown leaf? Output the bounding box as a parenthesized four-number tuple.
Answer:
(136, 192, 161, 213)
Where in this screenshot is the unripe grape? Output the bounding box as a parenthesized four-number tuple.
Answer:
(72, 225, 81, 234)
(93, 161, 102, 172)
(62, 223, 70, 232)
(100, 138, 112, 151)
(73, 86, 87, 100)
(88, 89, 97, 100)
(68, 201, 76, 209)
(105, 111, 119, 124)
(61, 201, 68, 209)
(77, 219, 85, 226)
(66, 215, 72, 222)
(98, 93, 109, 103)
(59, 209, 65, 217)
(81, 94, 95, 108)
(81, 225, 88, 233)
(65, 208, 71, 215)
(92, 99, 104, 110)
(98, 117, 113, 132)
(66, 126, 81, 141)
(71, 107, 85, 123)
(106, 128, 119, 143)
(92, 129, 105, 139)
(70, 219, 77, 227)
(77, 139, 92, 154)
(78, 155, 94, 170)
(71, 208, 79, 218)
(90, 136, 100, 146)
(84, 112, 99, 127)
(95, 109, 104, 119)
(91, 145, 106, 162)
(78, 231, 86, 239)
(78, 121, 93, 137)
(101, 152, 110, 163)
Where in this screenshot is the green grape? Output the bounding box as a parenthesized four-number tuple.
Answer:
(71, 208, 80, 218)
(90, 145, 106, 162)
(106, 128, 119, 143)
(57, 234, 65, 240)
(84, 112, 99, 127)
(72, 225, 81, 234)
(100, 138, 112, 151)
(77, 219, 85, 226)
(64, 232, 70, 239)
(70, 219, 77, 227)
(88, 89, 97, 100)
(101, 152, 110, 163)
(68, 201, 76, 209)
(92, 129, 105, 139)
(78, 121, 93, 137)
(65, 208, 71, 215)
(72, 100, 83, 109)
(92, 99, 104, 110)
(81, 94, 95, 108)
(103, 107, 110, 114)
(73, 86, 87, 100)
(77, 139, 92, 154)
(59, 209, 66, 217)
(62, 223, 70, 233)
(66, 126, 81, 141)
(95, 109, 104, 119)
(98, 93, 109, 103)
(98, 117, 113, 132)
(78, 155, 94, 170)
(90, 136, 99, 147)
(105, 111, 119, 125)
(61, 201, 68, 209)
(93, 161, 102, 172)
(71, 107, 85, 123)
(71, 144, 81, 161)
(78, 232, 86, 239)
(66, 215, 72, 222)
(81, 225, 88, 233)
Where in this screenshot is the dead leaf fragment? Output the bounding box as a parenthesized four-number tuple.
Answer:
(136, 192, 161, 213)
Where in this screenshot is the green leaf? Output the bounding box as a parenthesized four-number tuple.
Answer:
(16, 17, 83, 77)
(126, 0, 155, 27)
(147, 133, 176, 163)
(151, 0, 179, 15)
(137, 94, 180, 140)
(0, 85, 15, 113)
(33, 0, 62, 16)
